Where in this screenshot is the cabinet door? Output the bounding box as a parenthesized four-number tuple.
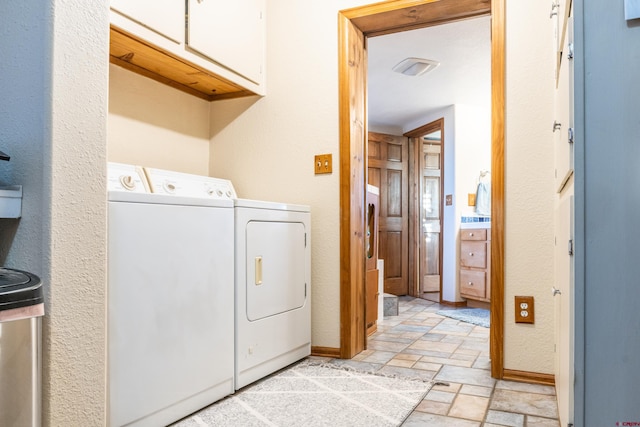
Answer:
(110, 0, 184, 44)
(187, 0, 265, 85)
(554, 14, 574, 192)
(554, 194, 574, 426)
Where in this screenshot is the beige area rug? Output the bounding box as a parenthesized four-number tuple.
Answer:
(173, 360, 434, 427)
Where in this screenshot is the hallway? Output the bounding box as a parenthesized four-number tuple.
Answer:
(322, 297, 560, 426)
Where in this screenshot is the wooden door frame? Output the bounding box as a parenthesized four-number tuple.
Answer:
(338, 0, 505, 379)
(405, 118, 445, 302)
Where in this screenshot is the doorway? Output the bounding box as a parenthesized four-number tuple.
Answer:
(338, 0, 505, 380)
(406, 119, 444, 304)
(367, 119, 446, 304)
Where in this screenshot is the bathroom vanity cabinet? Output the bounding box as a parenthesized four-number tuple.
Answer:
(459, 228, 491, 304)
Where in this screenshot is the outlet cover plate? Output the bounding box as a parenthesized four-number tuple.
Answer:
(515, 296, 535, 324)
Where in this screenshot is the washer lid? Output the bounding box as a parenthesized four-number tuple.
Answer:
(0, 268, 43, 312)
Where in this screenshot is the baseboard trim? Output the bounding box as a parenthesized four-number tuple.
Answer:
(311, 346, 341, 358)
(503, 369, 555, 386)
(440, 299, 468, 307)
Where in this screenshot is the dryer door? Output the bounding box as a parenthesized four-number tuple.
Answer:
(245, 221, 307, 321)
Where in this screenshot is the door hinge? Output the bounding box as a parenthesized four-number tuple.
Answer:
(568, 239, 574, 256)
(567, 43, 574, 60)
(568, 127, 574, 144)
(550, 0, 560, 18)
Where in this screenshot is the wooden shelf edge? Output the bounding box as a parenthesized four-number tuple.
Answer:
(110, 26, 258, 102)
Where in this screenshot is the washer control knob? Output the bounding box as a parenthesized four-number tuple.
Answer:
(120, 175, 136, 191)
(225, 190, 233, 198)
(216, 189, 223, 197)
(163, 182, 176, 194)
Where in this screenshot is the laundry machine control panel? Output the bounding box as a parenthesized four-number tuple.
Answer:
(107, 162, 150, 193)
(144, 167, 237, 200)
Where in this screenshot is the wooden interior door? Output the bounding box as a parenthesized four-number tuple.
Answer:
(419, 136, 443, 302)
(367, 132, 409, 296)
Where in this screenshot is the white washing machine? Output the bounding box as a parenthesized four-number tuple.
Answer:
(232, 196, 311, 390)
(107, 163, 235, 427)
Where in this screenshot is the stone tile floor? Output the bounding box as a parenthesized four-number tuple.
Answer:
(319, 296, 559, 426)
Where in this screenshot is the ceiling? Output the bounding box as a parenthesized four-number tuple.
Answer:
(367, 15, 491, 132)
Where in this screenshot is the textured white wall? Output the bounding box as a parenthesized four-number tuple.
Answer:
(45, 0, 110, 424)
(504, 0, 556, 374)
(1, 0, 109, 425)
(209, 0, 372, 348)
(108, 65, 211, 175)
(210, 1, 557, 366)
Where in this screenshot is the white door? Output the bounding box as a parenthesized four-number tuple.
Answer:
(110, 0, 184, 44)
(554, 194, 574, 426)
(245, 221, 307, 321)
(187, 0, 265, 84)
(554, 14, 574, 192)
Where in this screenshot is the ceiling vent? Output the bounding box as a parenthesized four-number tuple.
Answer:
(392, 57, 440, 77)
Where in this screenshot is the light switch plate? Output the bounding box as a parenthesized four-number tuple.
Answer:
(314, 154, 332, 174)
(515, 296, 535, 324)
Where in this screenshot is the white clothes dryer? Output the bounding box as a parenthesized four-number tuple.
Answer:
(107, 163, 234, 427)
(233, 198, 311, 390)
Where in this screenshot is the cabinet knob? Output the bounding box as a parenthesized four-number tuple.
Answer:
(468, 282, 473, 286)
(469, 252, 474, 256)
(469, 232, 474, 237)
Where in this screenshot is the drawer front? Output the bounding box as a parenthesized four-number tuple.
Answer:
(460, 269, 486, 298)
(461, 229, 487, 241)
(460, 241, 487, 268)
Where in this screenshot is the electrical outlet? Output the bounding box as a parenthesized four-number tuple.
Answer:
(468, 193, 476, 206)
(515, 296, 535, 324)
(314, 154, 332, 174)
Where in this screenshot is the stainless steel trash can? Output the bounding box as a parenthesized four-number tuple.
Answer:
(0, 268, 44, 427)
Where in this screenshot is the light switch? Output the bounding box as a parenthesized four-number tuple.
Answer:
(314, 154, 332, 174)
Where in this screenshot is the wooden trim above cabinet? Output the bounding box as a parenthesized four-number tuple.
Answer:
(110, 26, 256, 102)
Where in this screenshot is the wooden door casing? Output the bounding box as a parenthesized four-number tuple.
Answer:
(367, 132, 409, 296)
(338, 0, 504, 376)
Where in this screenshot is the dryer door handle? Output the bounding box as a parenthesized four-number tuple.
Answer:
(255, 257, 263, 285)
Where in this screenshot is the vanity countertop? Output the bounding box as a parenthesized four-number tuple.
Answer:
(460, 214, 490, 229)
(460, 222, 491, 229)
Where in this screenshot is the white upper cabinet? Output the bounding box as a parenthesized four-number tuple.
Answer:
(110, 0, 184, 44)
(187, 0, 265, 85)
(109, 0, 266, 100)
